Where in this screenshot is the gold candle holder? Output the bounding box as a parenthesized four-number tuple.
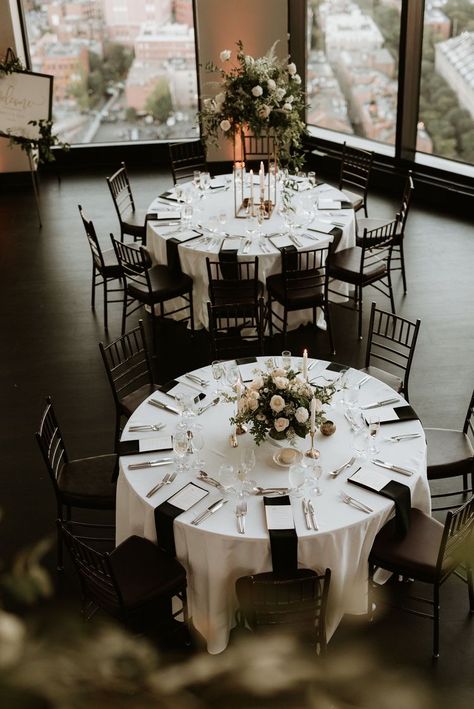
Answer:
(305, 430, 320, 459)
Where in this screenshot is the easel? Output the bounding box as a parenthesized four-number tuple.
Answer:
(0, 48, 53, 228)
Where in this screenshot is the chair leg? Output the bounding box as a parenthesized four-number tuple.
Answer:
(91, 265, 96, 309)
(121, 294, 127, 336)
(358, 286, 363, 339)
(325, 304, 336, 355)
(188, 290, 195, 334)
(267, 298, 273, 338)
(467, 562, 474, 613)
(433, 584, 440, 659)
(103, 279, 108, 333)
(114, 411, 122, 452)
(399, 242, 407, 293)
(283, 309, 288, 348)
(388, 272, 396, 314)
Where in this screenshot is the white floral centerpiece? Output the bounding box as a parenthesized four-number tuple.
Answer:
(199, 40, 306, 171)
(231, 368, 335, 445)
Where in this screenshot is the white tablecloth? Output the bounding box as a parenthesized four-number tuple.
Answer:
(116, 358, 430, 654)
(146, 180, 356, 329)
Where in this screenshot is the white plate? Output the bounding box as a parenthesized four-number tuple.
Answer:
(273, 450, 303, 468)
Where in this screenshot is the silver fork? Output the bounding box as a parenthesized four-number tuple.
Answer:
(329, 455, 356, 477)
(146, 471, 177, 499)
(236, 499, 247, 534)
(129, 423, 165, 432)
(340, 490, 373, 514)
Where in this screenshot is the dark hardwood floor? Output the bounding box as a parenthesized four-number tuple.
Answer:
(0, 165, 473, 706)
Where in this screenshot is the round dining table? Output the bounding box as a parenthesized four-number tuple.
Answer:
(145, 178, 356, 329)
(116, 357, 430, 654)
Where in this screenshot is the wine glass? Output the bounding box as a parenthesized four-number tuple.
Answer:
(237, 447, 256, 494)
(211, 360, 225, 394)
(306, 461, 322, 496)
(175, 392, 196, 429)
(289, 463, 306, 498)
(188, 426, 205, 472)
(199, 171, 211, 197)
(367, 415, 381, 456)
(307, 171, 317, 188)
(218, 211, 227, 235)
(173, 430, 189, 472)
(225, 362, 240, 390)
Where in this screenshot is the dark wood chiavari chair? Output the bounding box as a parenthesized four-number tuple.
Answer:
(106, 162, 147, 243)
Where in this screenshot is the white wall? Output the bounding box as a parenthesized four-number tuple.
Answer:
(194, 0, 288, 161)
(0, 0, 30, 172)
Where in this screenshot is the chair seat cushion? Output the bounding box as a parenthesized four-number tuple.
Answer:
(121, 383, 161, 417)
(266, 273, 325, 309)
(328, 247, 386, 283)
(360, 365, 403, 394)
(121, 208, 147, 236)
(110, 535, 186, 609)
(426, 428, 474, 480)
(341, 188, 364, 210)
(101, 248, 122, 278)
(370, 508, 445, 583)
(211, 281, 264, 307)
(58, 454, 117, 508)
(128, 265, 193, 304)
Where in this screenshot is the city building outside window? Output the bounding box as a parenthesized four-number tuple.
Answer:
(22, 0, 199, 144)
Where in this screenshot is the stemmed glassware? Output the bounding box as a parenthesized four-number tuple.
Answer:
(187, 425, 205, 472)
(305, 461, 323, 496)
(289, 462, 306, 498)
(211, 360, 225, 395)
(173, 429, 189, 472)
(281, 350, 292, 371)
(367, 415, 381, 455)
(199, 171, 211, 198)
(218, 463, 236, 497)
(237, 447, 257, 494)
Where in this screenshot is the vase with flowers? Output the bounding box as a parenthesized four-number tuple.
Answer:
(199, 40, 306, 173)
(231, 367, 335, 446)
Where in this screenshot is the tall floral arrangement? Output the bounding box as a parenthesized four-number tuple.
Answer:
(199, 41, 306, 171)
(232, 367, 334, 445)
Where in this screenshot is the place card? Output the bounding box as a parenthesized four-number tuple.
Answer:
(363, 405, 418, 425)
(308, 221, 336, 235)
(318, 198, 341, 210)
(155, 210, 181, 220)
(161, 380, 206, 402)
(119, 436, 173, 455)
(222, 237, 242, 250)
(265, 504, 295, 530)
(349, 468, 386, 492)
(269, 235, 294, 249)
(166, 483, 209, 511)
(172, 229, 202, 243)
(236, 357, 258, 382)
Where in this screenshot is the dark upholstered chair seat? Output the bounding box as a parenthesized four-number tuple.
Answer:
(370, 509, 445, 583)
(128, 265, 193, 304)
(110, 535, 187, 609)
(267, 273, 325, 309)
(57, 454, 117, 507)
(328, 247, 386, 282)
(426, 428, 474, 480)
(121, 207, 147, 235)
(359, 365, 403, 393)
(101, 247, 122, 278)
(211, 281, 264, 307)
(121, 383, 161, 417)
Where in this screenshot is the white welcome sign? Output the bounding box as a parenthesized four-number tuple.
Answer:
(0, 69, 53, 142)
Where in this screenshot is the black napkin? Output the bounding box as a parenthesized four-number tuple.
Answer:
(326, 362, 348, 373)
(159, 190, 179, 202)
(165, 230, 202, 276)
(263, 496, 298, 577)
(379, 405, 419, 426)
(154, 483, 208, 556)
(218, 239, 239, 280)
(236, 357, 258, 365)
(118, 439, 172, 456)
(159, 378, 206, 404)
(348, 476, 411, 539)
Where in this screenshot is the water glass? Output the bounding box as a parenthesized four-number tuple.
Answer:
(225, 362, 240, 389)
(218, 211, 227, 234)
(211, 360, 225, 394)
(306, 461, 322, 496)
(188, 426, 205, 472)
(173, 430, 189, 472)
(281, 350, 292, 371)
(218, 463, 236, 496)
(181, 204, 193, 227)
(199, 171, 211, 195)
(193, 170, 201, 187)
(307, 171, 317, 188)
(289, 463, 306, 497)
(367, 415, 381, 455)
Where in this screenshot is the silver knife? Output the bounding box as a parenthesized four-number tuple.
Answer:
(357, 375, 370, 387)
(372, 459, 414, 476)
(307, 500, 319, 531)
(388, 433, 421, 441)
(185, 373, 208, 387)
(128, 458, 173, 470)
(149, 399, 180, 414)
(361, 398, 399, 410)
(191, 498, 228, 525)
(302, 499, 311, 530)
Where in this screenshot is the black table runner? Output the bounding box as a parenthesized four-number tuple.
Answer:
(263, 496, 298, 577)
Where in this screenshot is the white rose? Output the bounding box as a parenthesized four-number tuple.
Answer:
(248, 389, 260, 400)
(252, 85, 263, 97)
(286, 95, 294, 103)
(274, 417, 290, 432)
(258, 104, 272, 119)
(270, 394, 285, 413)
(292, 73, 302, 84)
(250, 375, 264, 390)
(249, 399, 259, 411)
(238, 398, 247, 414)
(220, 49, 231, 61)
(215, 92, 226, 106)
(245, 55, 255, 66)
(274, 376, 289, 390)
(275, 87, 286, 101)
(287, 62, 297, 75)
(272, 367, 286, 377)
(295, 407, 309, 423)
(283, 103, 292, 112)
(220, 119, 231, 132)
(315, 398, 323, 413)
(267, 79, 276, 91)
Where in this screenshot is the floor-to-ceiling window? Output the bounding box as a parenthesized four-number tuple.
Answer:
(21, 0, 199, 144)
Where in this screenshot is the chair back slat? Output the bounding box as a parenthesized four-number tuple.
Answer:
(106, 162, 135, 222)
(437, 496, 474, 579)
(207, 300, 264, 360)
(169, 140, 207, 184)
(396, 172, 414, 233)
(35, 397, 69, 491)
(206, 257, 260, 306)
(361, 219, 397, 275)
(339, 143, 373, 196)
(282, 246, 330, 299)
(111, 238, 149, 293)
(78, 205, 106, 272)
(99, 320, 153, 404)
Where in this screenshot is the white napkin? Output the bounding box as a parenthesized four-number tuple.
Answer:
(318, 198, 341, 210)
(167, 483, 208, 511)
(139, 436, 173, 453)
(350, 468, 386, 491)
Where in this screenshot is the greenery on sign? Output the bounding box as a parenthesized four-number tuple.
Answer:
(231, 367, 334, 445)
(199, 41, 307, 171)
